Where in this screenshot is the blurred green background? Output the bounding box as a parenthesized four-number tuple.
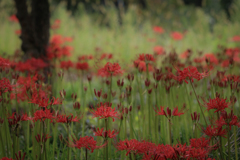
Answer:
(0, 0, 240, 62)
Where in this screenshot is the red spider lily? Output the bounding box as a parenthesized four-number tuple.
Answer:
(204, 97, 230, 113)
(180, 50, 191, 59)
(215, 110, 240, 130)
(69, 136, 105, 153)
(202, 125, 227, 138)
(90, 103, 119, 122)
(154, 106, 185, 118)
(15, 151, 26, 160)
(153, 26, 164, 34)
(138, 54, 155, 62)
(115, 139, 140, 155)
(7, 112, 30, 126)
(35, 134, 51, 143)
(98, 62, 123, 77)
(190, 137, 212, 149)
(174, 143, 189, 159)
(55, 113, 83, 124)
(175, 66, 208, 84)
(0, 157, 14, 160)
(9, 14, 18, 22)
(171, 32, 184, 40)
(100, 53, 113, 60)
(187, 147, 210, 160)
(51, 19, 61, 30)
(93, 128, 119, 139)
(0, 78, 12, 96)
(75, 62, 89, 70)
(231, 35, 240, 42)
(78, 55, 93, 61)
(29, 94, 61, 108)
(60, 60, 74, 70)
(94, 89, 102, 98)
(14, 58, 48, 73)
(191, 112, 200, 122)
(153, 46, 165, 56)
(144, 144, 176, 160)
(204, 53, 218, 65)
(0, 56, 10, 69)
(32, 109, 54, 122)
(15, 30, 21, 35)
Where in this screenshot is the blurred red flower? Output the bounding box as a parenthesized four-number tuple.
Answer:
(60, 60, 74, 70)
(93, 128, 118, 139)
(231, 35, 240, 42)
(153, 26, 164, 34)
(90, 103, 119, 122)
(76, 62, 89, 70)
(98, 62, 123, 77)
(9, 14, 18, 22)
(153, 46, 165, 56)
(171, 32, 184, 40)
(51, 19, 61, 30)
(204, 97, 230, 113)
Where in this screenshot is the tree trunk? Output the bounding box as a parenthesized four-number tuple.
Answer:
(14, 0, 50, 59)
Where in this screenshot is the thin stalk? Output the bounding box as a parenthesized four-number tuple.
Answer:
(189, 81, 208, 126)
(85, 148, 88, 160)
(217, 112, 224, 160)
(0, 128, 6, 157)
(227, 126, 231, 160)
(168, 118, 172, 146)
(105, 118, 108, 160)
(68, 124, 71, 160)
(43, 121, 47, 160)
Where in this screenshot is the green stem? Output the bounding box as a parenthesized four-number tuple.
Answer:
(189, 80, 208, 126)
(227, 126, 231, 160)
(105, 118, 108, 160)
(85, 148, 88, 160)
(168, 118, 172, 146)
(68, 124, 71, 160)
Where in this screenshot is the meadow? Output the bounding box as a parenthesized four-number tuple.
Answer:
(1, 2, 240, 160)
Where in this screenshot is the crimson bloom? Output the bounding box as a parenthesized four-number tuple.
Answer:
(60, 60, 74, 70)
(0, 56, 10, 69)
(7, 112, 30, 126)
(202, 125, 227, 138)
(154, 106, 185, 118)
(171, 32, 184, 40)
(0, 158, 14, 160)
(153, 46, 165, 56)
(231, 35, 240, 42)
(204, 97, 230, 113)
(55, 113, 83, 124)
(93, 128, 118, 139)
(175, 66, 208, 84)
(90, 103, 119, 121)
(32, 109, 54, 122)
(0, 78, 12, 96)
(35, 134, 51, 143)
(153, 26, 164, 34)
(69, 136, 105, 153)
(98, 62, 123, 77)
(115, 139, 140, 156)
(76, 62, 89, 70)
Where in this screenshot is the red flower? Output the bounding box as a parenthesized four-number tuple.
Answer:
(76, 62, 89, 70)
(32, 109, 54, 122)
(35, 134, 51, 143)
(0, 158, 14, 160)
(153, 26, 164, 34)
(115, 139, 140, 155)
(9, 14, 18, 22)
(138, 54, 155, 62)
(7, 112, 30, 126)
(180, 50, 191, 59)
(69, 136, 105, 153)
(190, 137, 211, 149)
(93, 128, 118, 139)
(231, 35, 240, 42)
(205, 97, 230, 113)
(51, 19, 61, 30)
(202, 125, 227, 138)
(204, 53, 218, 65)
(0, 78, 12, 96)
(15, 30, 21, 35)
(153, 46, 165, 56)
(216, 110, 240, 130)
(98, 62, 123, 77)
(0, 56, 10, 69)
(90, 103, 119, 122)
(175, 66, 208, 84)
(55, 113, 83, 124)
(154, 106, 185, 118)
(171, 32, 183, 40)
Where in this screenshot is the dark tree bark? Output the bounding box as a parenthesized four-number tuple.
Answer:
(14, 0, 50, 59)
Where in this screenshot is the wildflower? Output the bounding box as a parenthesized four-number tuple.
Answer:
(90, 103, 119, 122)
(216, 110, 240, 130)
(171, 32, 183, 40)
(93, 128, 119, 139)
(60, 60, 74, 70)
(7, 112, 30, 126)
(15, 151, 26, 160)
(175, 66, 208, 84)
(190, 137, 211, 149)
(204, 53, 218, 65)
(35, 134, 51, 143)
(115, 139, 140, 155)
(76, 62, 89, 70)
(0, 56, 10, 69)
(138, 54, 155, 62)
(32, 109, 54, 122)
(153, 26, 164, 34)
(231, 35, 240, 42)
(0, 157, 14, 160)
(98, 62, 123, 77)
(9, 14, 18, 22)
(154, 106, 185, 118)
(205, 97, 230, 113)
(0, 78, 12, 96)
(51, 19, 61, 29)
(55, 113, 83, 124)
(69, 136, 105, 153)
(153, 46, 165, 55)
(202, 125, 227, 138)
